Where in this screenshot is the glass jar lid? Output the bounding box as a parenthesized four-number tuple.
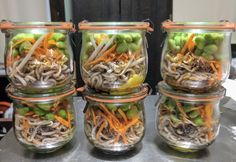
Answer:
(157, 81, 225, 101)
(0, 21, 74, 31)
(6, 84, 76, 101)
(80, 84, 150, 103)
(78, 21, 153, 32)
(162, 20, 235, 31)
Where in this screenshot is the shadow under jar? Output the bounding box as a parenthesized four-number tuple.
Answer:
(0, 21, 74, 93)
(161, 20, 235, 93)
(6, 84, 76, 153)
(82, 85, 149, 154)
(79, 22, 153, 95)
(156, 81, 225, 152)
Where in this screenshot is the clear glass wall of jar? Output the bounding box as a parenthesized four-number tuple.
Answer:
(0, 21, 75, 93)
(79, 22, 153, 94)
(6, 84, 76, 153)
(161, 20, 235, 93)
(156, 81, 225, 152)
(83, 85, 149, 153)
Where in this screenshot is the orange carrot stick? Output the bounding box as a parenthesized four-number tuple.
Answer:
(67, 111, 71, 128)
(55, 115, 70, 127)
(181, 33, 195, 54)
(117, 109, 128, 123)
(96, 121, 106, 140)
(204, 103, 213, 140)
(91, 109, 97, 125)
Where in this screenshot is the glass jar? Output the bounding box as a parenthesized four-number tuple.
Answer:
(0, 21, 74, 93)
(79, 22, 153, 94)
(156, 81, 225, 152)
(6, 84, 76, 153)
(161, 20, 235, 92)
(83, 85, 149, 153)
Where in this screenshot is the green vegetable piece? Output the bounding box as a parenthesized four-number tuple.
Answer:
(85, 42, 94, 54)
(81, 53, 89, 62)
(12, 49, 19, 57)
(174, 36, 181, 46)
(203, 44, 218, 54)
(165, 99, 176, 111)
(124, 34, 133, 43)
(116, 34, 125, 43)
(37, 103, 52, 111)
(194, 36, 205, 49)
(116, 41, 128, 54)
(189, 111, 200, 119)
(19, 41, 32, 54)
(12, 33, 26, 42)
(204, 33, 214, 44)
(121, 104, 131, 111)
(175, 45, 181, 52)
(18, 107, 30, 116)
(52, 33, 66, 41)
(202, 52, 214, 60)
(129, 43, 139, 53)
(170, 114, 181, 123)
(194, 116, 204, 126)
(56, 41, 66, 49)
(24, 33, 34, 39)
(214, 33, 224, 45)
(58, 109, 67, 119)
(45, 113, 55, 120)
(183, 103, 193, 112)
(107, 104, 117, 111)
(194, 48, 202, 56)
(131, 33, 141, 43)
(34, 34, 42, 40)
(84, 33, 92, 42)
(33, 108, 46, 116)
(126, 109, 139, 119)
(168, 39, 176, 51)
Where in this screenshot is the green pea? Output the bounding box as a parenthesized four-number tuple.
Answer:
(58, 109, 67, 119)
(170, 114, 181, 123)
(126, 109, 139, 119)
(204, 44, 218, 54)
(52, 33, 66, 41)
(12, 49, 19, 57)
(121, 104, 131, 111)
(18, 107, 30, 116)
(189, 111, 200, 119)
(56, 41, 66, 49)
(45, 113, 55, 120)
(107, 104, 117, 111)
(168, 39, 176, 51)
(116, 41, 128, 54)
(194, 36, 205, 50)
(194, 116, 204, 126)
(19, 41, 32, 54)
(129, 43, 139, 53)
(174, 36, 181, 46)
(124, 34, 133, 43)
(33, 108, 46, 116)
(131, 33, 141, 43)
(37, 103, 52, 111)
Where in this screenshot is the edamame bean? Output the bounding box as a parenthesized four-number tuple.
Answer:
(52, 33, 66, 41)
(116, 41, 128, 54)
(19, 41, 32, 53)
(37, 103, 52, 111)
(56, 41, 66, 49)
(194, 36, 205, 49)
(129, 43, 139, 53)
(194, 116, 204, 126)
(46, 113, 55, 120)
(58, 109, 67, 119)
(204, 44, 218, 54)
(126, 109, 139, 119)
(107, 104, 117, 111)
(18, 107, 30, 116)
(189, 110, 200, 119)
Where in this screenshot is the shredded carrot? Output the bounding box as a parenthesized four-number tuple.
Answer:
(204, 103, 213, 140)
(55, 115, 70, 127)
(84, 44, 116, 68)
(99, 103, 120, 124)
(96, 121, 106, 140)
(188, 41, 195, 52)
(43, 33, 53, 51)
(67, 111, 71, 128)
(117, 109, 128, 123)
(12, 37, 35, 48)
(91, 109, 97, 125)
(122, 117, 139, 133)
(181, 33, 195, 54)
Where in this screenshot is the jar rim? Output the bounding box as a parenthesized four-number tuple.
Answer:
(0, 21, 74, 30)
(82, 84, 150, 103)
(162, 20, 235, 31)
(6, 84, 76, 101)
(78, 21, 153, 32)
(157, 81, 226, 101)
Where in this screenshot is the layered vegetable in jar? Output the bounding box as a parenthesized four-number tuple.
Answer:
(79, 22, 152, 94)
(83, 85, 148, 153)
(7, 84, 76, 153)
(161, 21, 234, 92)
(156, 81, 225, 152)
(0, 21, 74, 93)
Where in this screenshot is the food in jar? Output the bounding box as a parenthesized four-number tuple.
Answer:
(14, 98, 75, 150)
(84, 102, 144, 151)
(81, 33, 146, 93)
(6, 32, 72, 89)
(158, 97, 219, 150)
(161, 32, 226, 92)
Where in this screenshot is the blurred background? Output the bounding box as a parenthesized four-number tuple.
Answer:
(0, 0, 236, 138)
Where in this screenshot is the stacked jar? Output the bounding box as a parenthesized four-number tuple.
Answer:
(78, 22, 152, 153)
(0, 21, 76, 153)
(156, 20, 235, 152)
